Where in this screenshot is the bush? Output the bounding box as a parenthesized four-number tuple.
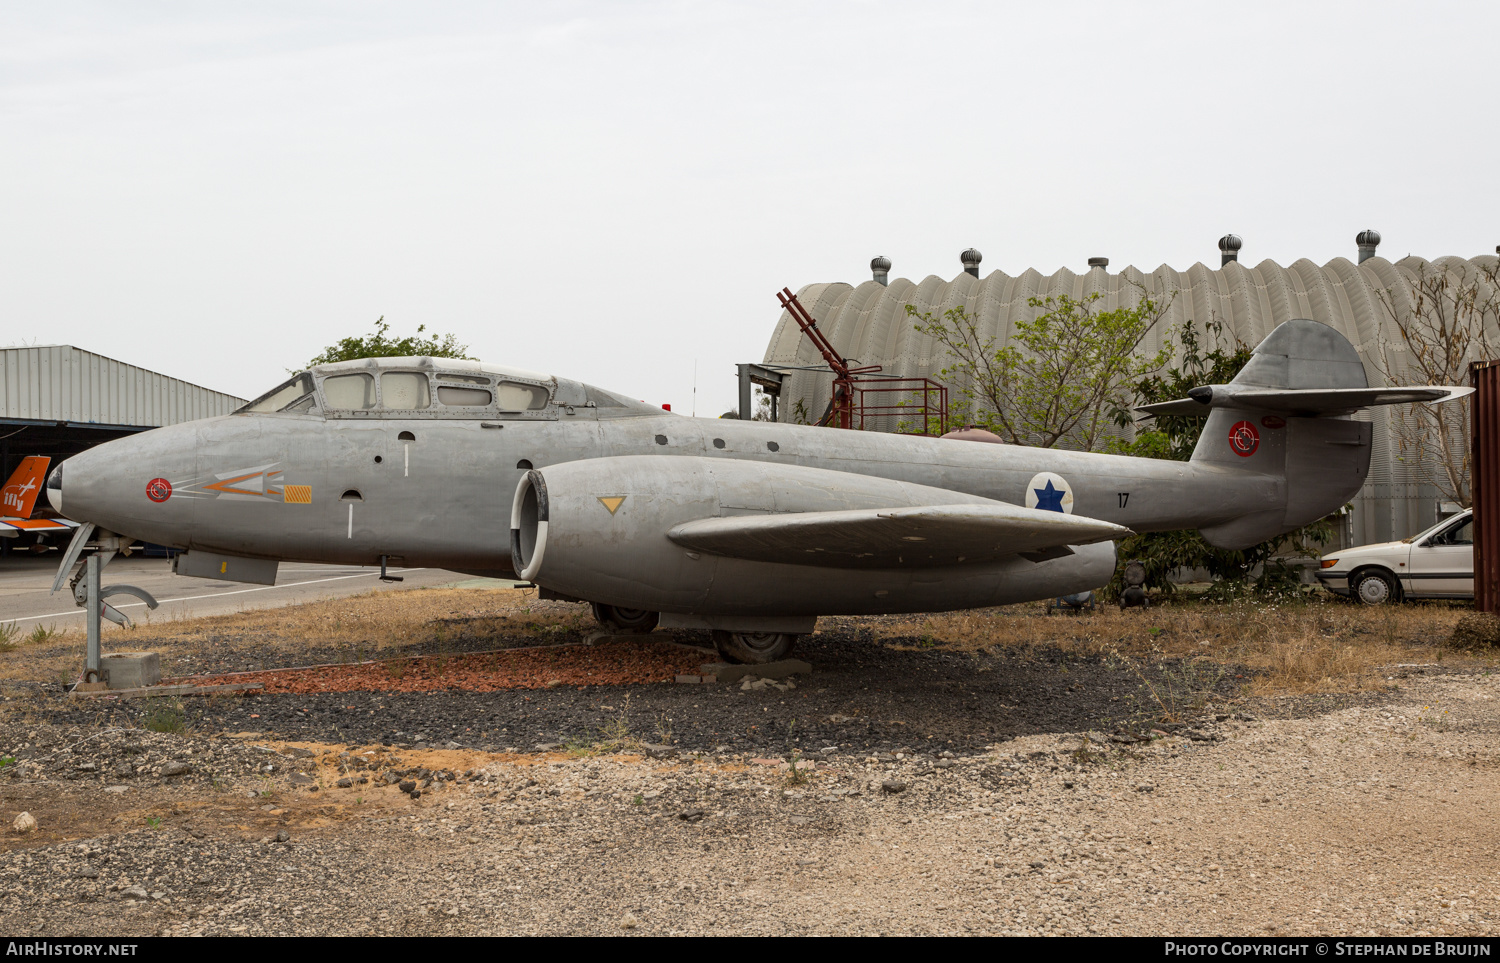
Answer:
(142, 699, 189, 734)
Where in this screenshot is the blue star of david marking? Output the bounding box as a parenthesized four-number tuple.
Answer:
(1034, 480, 1066, 512)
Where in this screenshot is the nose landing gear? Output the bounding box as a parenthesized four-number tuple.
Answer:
(51, 524, 160, 690)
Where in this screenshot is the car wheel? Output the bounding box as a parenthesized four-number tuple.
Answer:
(1353, 570, 1399, 605)
(711, 630, 796, 665)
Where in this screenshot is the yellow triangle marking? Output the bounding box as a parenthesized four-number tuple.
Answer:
(599, 496, 626, 515)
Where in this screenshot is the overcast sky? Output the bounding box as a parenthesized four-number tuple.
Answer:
(3, 1, 1496, 414)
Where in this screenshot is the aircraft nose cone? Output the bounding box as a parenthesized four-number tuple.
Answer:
(45, 461, 64, 515)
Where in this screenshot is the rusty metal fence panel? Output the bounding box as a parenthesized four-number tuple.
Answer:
(1471, 360, 1500, 612)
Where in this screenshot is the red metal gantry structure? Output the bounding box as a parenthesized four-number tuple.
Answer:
(776, 288, 948, 434)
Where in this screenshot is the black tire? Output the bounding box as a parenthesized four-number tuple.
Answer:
(711, 630, 797, 665)
(590, 603, 660, 634)
(1352, 569, 1400, 605)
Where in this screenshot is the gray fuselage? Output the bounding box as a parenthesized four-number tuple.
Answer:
(57, 395, 1277, 577)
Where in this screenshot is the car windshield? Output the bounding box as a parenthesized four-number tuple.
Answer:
(1403, 511, 1473, 544)
(238, 374, 316, 414)
(1427, 517, 1473, 546)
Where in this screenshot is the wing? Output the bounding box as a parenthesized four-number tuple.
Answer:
(667, 503, 1129, 569)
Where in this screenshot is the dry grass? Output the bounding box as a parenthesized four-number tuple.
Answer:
(877, 598, 1488, 695)
(0, 587, 591, 683)
(4, 583, 1493, 698)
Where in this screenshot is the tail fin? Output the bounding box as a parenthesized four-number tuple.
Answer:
(1137, 319, 1466, 550)
(2, 456, 51, 518)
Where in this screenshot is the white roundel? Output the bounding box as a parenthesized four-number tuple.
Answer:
(1024, 471, 1074, 514)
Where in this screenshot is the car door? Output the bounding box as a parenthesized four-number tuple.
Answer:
(1406, 514, 1474, 598)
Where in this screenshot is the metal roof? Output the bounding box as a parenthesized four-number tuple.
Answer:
(1, 345, 246, 428)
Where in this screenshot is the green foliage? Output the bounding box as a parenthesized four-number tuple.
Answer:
(27, 624, 62, 646)
(306, 316, 472, 368)
(0, 756, 15, 769)
(908, 287, 1172, 450)
(1109, 320, 1336, 599)
(1112, 320, 1253, 460)
(0, 622, 61, 653)
(141, 699, 188, 734)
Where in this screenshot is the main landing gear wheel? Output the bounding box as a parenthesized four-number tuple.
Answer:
(590, 603, 660, 634)
(711, 630, 797, 665)
(1353, 571, 1399, 606)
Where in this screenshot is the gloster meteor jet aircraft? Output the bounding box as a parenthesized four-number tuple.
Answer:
(45, 320, 1468, 664)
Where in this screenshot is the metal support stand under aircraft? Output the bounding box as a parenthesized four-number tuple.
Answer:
(50, 523, 159, 689)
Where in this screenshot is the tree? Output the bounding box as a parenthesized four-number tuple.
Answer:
(720, 391, 776, 421)
(1373, 259, 1500, 509)
(906, 287, 1172, 450)
(305, 317, 473, 368)
(1111, 321, 1336, 598)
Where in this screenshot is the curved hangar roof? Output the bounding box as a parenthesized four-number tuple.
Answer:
(762, 252, 1500, 433)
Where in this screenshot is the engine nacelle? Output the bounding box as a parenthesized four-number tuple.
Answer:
(510, 455, 1115, 618)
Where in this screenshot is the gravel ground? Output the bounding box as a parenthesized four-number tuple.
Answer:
(5, 610, 1499, 936)
(3, 668, 1499, 936)
(24, 628, 1244, 756)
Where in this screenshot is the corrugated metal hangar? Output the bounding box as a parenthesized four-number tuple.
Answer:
(1, 345, 244, 556)
(763, 236, 1500, 548)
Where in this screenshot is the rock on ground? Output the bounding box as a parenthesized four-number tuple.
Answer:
(3, 671, 1500, 935)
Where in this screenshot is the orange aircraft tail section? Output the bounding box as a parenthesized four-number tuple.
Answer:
(2, 456, 51, 518)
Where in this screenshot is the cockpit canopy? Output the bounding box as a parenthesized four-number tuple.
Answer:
(236, 356, 652, 419)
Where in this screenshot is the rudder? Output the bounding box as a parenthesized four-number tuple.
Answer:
(1, 456, 51, 518)
(1189, 321, 1371, 549)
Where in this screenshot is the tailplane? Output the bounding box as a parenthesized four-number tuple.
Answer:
(1136, 319, 1471, 549)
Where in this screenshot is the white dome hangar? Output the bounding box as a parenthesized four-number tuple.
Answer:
(761, 238, 1500, 547)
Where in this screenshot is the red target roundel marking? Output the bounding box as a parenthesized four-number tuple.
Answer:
(145, 478, 173, 503)
(1228, 420, 1260, 457)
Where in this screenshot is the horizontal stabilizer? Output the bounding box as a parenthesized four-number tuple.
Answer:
(1137, 385, 1473, 418)
(667, 503, 1129, 569)
(0, 517, 78, 534)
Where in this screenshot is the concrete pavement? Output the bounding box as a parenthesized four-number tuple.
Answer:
(0, 556, 519, 633)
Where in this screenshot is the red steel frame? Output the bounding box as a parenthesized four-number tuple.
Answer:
(850, 377, 949, 435)
(777, 288, 948, 433)
(1472, 360, 1500, 612)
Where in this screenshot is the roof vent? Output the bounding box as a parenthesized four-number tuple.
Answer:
(871, 256, 891, 286)
(960, 248, 982, 278)
(1218, 234, 1242, 266)
(1087, 257, 1109, 272)
(1356, 229, 1381, 263)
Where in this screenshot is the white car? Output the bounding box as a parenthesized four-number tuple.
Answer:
(1317, 509, 1474, 604)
